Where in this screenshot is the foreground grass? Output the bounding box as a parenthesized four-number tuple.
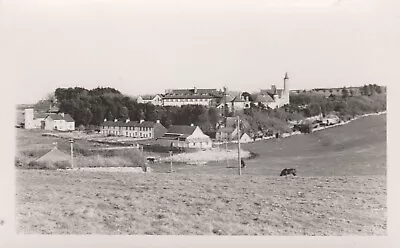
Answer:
(16, 170, 386, 235)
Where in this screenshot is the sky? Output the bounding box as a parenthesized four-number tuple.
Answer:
(1, 0, 399, 104)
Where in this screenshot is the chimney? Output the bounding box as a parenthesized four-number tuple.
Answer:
(156, 120, 160, 124)
(271, 85, 277, 93)
(126, 118, 130, 123)
(114, 119, 118, 122)
(193, 87, 197, 94)
(190, 123, 194, 127)
(140, 119, 144, 123)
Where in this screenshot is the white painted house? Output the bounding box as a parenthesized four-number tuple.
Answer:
(161, 125, 213, 149)
(137, 94, 163, 106)
(24, 108, 75, 131)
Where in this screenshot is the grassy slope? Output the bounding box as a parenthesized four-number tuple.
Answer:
(152, 114, 386, 176)
(16, 171, 386, 235)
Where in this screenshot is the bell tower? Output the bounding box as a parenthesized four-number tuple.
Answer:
(283, 72, 290, 104)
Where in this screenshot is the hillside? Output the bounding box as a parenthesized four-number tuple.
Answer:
(152, 114, 386, 176)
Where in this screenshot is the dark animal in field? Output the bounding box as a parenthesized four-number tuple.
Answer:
(241, 159, 246, 168)
(280, 168, 297, 176)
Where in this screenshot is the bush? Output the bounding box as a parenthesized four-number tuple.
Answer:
(25, 160, 70, 170)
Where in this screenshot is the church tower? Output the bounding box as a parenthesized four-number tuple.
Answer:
(283, 72, 290, 105)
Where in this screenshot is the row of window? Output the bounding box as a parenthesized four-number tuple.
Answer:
(105, 130, 152, 138)
(103, 126, 151, 131)
(164, 98, 209, 102)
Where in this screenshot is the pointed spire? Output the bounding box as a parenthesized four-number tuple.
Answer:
(284, 72, 289, 80)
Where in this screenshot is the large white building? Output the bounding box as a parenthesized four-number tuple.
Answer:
(160, 124, 213, 149)
(137, 87, 223, 107)
(100, 119, 167, 139)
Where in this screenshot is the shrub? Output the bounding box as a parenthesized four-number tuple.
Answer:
(26, 160, 70, 170)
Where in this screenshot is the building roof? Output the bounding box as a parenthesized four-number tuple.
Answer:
(166, 88, 220, 95)
(166, 125, 197, 135)
(140, 95, 160, 100)
(101, 120, 165, 129)
(162, 94, 216, 99)
(255, 94, 274, 103)
(217, 127, 235, 133)
(47, 114, 65, 120)
(64, 114, 74, 122)
(34, 112, 48, 119)
(220, 94, 234, 103)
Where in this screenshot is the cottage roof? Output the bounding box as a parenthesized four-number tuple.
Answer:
(255, 94, 274, 103)
(166, 125, 197, 135)
(217, 127, 235, 133)
(47, 114, 64, 120)
(34, 112, 48, 119)
(101, 120, 165, 129)
(63, 114, 74, 122)
(140, 95, 159, 100)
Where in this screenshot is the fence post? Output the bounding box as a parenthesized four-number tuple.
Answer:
(69, 138, 74, 169)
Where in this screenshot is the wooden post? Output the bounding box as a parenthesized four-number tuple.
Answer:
(69, 138, 74, 169)
(169, 151, 173, 173)
(225, 139, 229, 168)
(237, 116, 241, 176)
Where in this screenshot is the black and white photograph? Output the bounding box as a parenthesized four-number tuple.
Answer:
(1, 0, 398, 245)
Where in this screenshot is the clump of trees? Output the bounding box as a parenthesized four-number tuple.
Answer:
(52, 87, 221, 131)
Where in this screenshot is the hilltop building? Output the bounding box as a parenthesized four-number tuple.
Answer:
(100, 119, 167, 139)
(24, 108, 75, 131)
(137, 94, 163, 106)
(256, 73, 290, 109)
(162, 87, 223, 107)
(137, 87, 224, 107)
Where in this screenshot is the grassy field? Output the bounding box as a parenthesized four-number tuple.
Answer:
(16, 171, 386, 235)
(15, 114, 387, 235)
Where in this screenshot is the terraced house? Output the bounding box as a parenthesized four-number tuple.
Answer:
(100, 119, 167, 139)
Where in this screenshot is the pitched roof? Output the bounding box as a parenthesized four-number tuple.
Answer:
(217, 127, 235, 133)
(47, 114, 64, 120)
(166, 125, 197, 135)
(255, 94, 274, 103)
(34, 112, 48, 119)
(100, 120, 164, 129)
(162, 94, 216, 99)
(140, 95, 159, 100)
(63, 114, 74, 122)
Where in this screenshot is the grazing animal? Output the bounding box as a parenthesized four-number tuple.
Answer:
(241, 159, 246, 168)
(280, 168, 297, 176)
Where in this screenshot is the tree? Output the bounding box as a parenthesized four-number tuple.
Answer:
(342, 87, 349, 99)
